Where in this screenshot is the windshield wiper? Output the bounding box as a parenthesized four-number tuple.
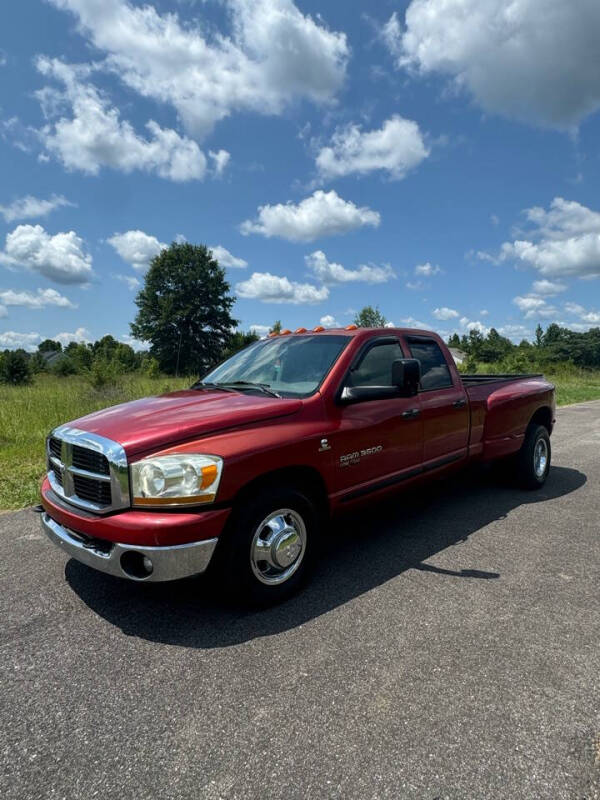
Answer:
(218, 381, 281, 398)
(190, 381, 238, 393)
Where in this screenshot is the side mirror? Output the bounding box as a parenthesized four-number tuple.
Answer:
(392, 358, 421, 396)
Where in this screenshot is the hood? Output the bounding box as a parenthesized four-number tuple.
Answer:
(71, 389, 303, 456)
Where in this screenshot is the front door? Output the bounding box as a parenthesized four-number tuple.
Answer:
(330, 338, 423, 498)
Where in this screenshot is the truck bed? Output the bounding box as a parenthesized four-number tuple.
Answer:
(461, 373, 543, 387)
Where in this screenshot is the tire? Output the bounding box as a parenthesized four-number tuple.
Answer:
(220, 487, 318, 606)
(515, 423, 551, 490)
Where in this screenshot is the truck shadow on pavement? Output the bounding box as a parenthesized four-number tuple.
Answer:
(66, 465, 586, 648)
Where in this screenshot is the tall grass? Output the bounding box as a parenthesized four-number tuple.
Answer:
(0, 373, 190, 510)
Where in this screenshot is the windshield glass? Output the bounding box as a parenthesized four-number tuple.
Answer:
(202, 335, 349, 398)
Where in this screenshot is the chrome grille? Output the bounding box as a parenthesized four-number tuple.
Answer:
(46, 426, 130, 514)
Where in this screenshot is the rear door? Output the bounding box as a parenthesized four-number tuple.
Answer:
(403, 335, 469, 466)
(331, 337, 423, 496)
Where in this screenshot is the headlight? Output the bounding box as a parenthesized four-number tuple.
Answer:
(130, 454, 223, 507)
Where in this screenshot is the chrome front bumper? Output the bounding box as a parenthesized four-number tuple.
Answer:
(41, 512, 218, 582)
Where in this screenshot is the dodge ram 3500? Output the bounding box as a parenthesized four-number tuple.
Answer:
(41, 327, 555, 604)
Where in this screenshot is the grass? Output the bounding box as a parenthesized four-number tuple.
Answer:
(0, 373, 189, 511)
(2, 368, 600, 511)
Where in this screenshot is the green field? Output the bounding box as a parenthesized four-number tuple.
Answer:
(1, 370, 600, 510)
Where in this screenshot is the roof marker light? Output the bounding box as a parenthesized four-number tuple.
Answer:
(268, 332, 279, 337)
(295, 327, 307, 334)
(313, 325, 325, 332)
(280, 329, 292, 335)
(345, 324, 358, 331)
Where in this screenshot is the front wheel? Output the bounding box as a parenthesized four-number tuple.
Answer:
(221, 488, 318, 605)
(515, 423, 551, 490)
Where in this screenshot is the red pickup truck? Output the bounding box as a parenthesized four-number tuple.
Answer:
(41, 327, 555, 604)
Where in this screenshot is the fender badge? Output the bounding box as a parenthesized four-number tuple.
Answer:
(318, 438, 331, 452)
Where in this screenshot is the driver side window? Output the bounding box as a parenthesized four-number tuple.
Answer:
(348, 342, 403, 387)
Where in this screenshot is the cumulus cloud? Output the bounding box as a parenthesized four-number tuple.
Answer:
(209, 150, 231, 176)
(386, 0, 600, 129)
(305, 250, 395, 285)
(236, 271, 329, 303)
(108, 230, 167, 272)
(0, 224, 93, 284)
(498, 198, 600, 279)
(320, 314, 339, 328)
(36, 57, 207, 181)
(432, 307, 459, 320)
(564, 301, 600, 325)
(248, 324, 270, 338)
(0, 331, 42, 351)
(415, 262, 442, 277)
(0, 288, 76, 309)
(54, 326, 91, 346)
(315, 115, 429, 180)
(47, 0, 348, 138)
(114, 274, 141, 291)
(531, 279, 567, 296)
(210, 245, 248, 269)
(513, 295, 557, 319)
(0, 194, 73, 223)
(459, 316, 489, 334)
(240, 190, 380, 242)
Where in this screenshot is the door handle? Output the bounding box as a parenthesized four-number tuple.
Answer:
(453, 398, 467, 408)
(402, 408, 420, 419)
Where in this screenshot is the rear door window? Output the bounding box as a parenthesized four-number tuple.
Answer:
(407, 339, 453, 391)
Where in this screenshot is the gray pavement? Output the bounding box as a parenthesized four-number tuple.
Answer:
(1, 401, 599, 799)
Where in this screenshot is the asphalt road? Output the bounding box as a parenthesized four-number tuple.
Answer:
(1, 402, 599, 799)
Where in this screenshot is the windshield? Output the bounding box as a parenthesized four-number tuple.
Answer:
(201, 335, 349, 398)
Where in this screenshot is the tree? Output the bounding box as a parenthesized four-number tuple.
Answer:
(447, 333, 461, 349)
(478, 328, 512, 362)
(353, 305, 387, 328)
(269, 320, 282, 335)
(221, 330, 259, 361)
(535, 324, 544, 348)
(38, 339, 62, 353)
(0, 350, 31, 385)
(130, 242, 238, 375)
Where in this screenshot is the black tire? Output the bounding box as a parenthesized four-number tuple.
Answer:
(515, 423, 551, 490)
(219, 487, 318, 606)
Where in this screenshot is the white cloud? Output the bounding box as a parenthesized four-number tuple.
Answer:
(36, 57, 207, 181)
(240, 190, 380, 242)
(305, 250, 395, 284)
(497, 324, 531, 341)
(564, 301, 600, 324)
(387, 0, 600, 129)
(400, 316, 431, 329)
(513, 295, 557, 319)
(459, 316, 490, 334)
(415, 262, 441, 277)
(0, 331, 42, 351)
(0, 224, 93, 284)
(210, 245, 248, 269)
(108, 230, 167, 272)
(47, 0, 348, 138)
(119, 333, 148, 350)
(248, 324, 270, 338)
(480, 309, 489, 316)
(432, 307, 459, 320)
(320, 314, 339, 328)
(315, 115, 429, 180)
(0, 194, 73, 223)
(0, 288, 76, 309)
(114, 274, 141, 291)
(236, 271, 329, 303)
(209, 150, 231, 176)
(405, 280, 424, 291)
(498, 198, 600, 279)
(531, 279, 567, 296)
(54, 326, 91, 346)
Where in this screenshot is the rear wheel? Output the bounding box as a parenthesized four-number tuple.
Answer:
(515, 423, 551, 490)
(221, 487, 318, 605)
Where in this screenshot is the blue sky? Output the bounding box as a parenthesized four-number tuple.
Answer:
(1, 0, 600, 350)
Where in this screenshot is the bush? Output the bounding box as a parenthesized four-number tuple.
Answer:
(142, 356, 161, 378)
(0, 351, 32, 385)
(52, 357, 78, 377)
(86, 358, 121, 390)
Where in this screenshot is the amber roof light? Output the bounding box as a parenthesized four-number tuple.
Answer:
(345, 324, 358, 331)
(295, 327, 307, 333)
(313, 325, 325, 332)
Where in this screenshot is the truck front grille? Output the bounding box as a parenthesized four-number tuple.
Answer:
(46, 426, 129, 515)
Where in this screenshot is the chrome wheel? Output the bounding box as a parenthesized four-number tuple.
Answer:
(250, 508, 307, 586)
(534, 437, 548, 478)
